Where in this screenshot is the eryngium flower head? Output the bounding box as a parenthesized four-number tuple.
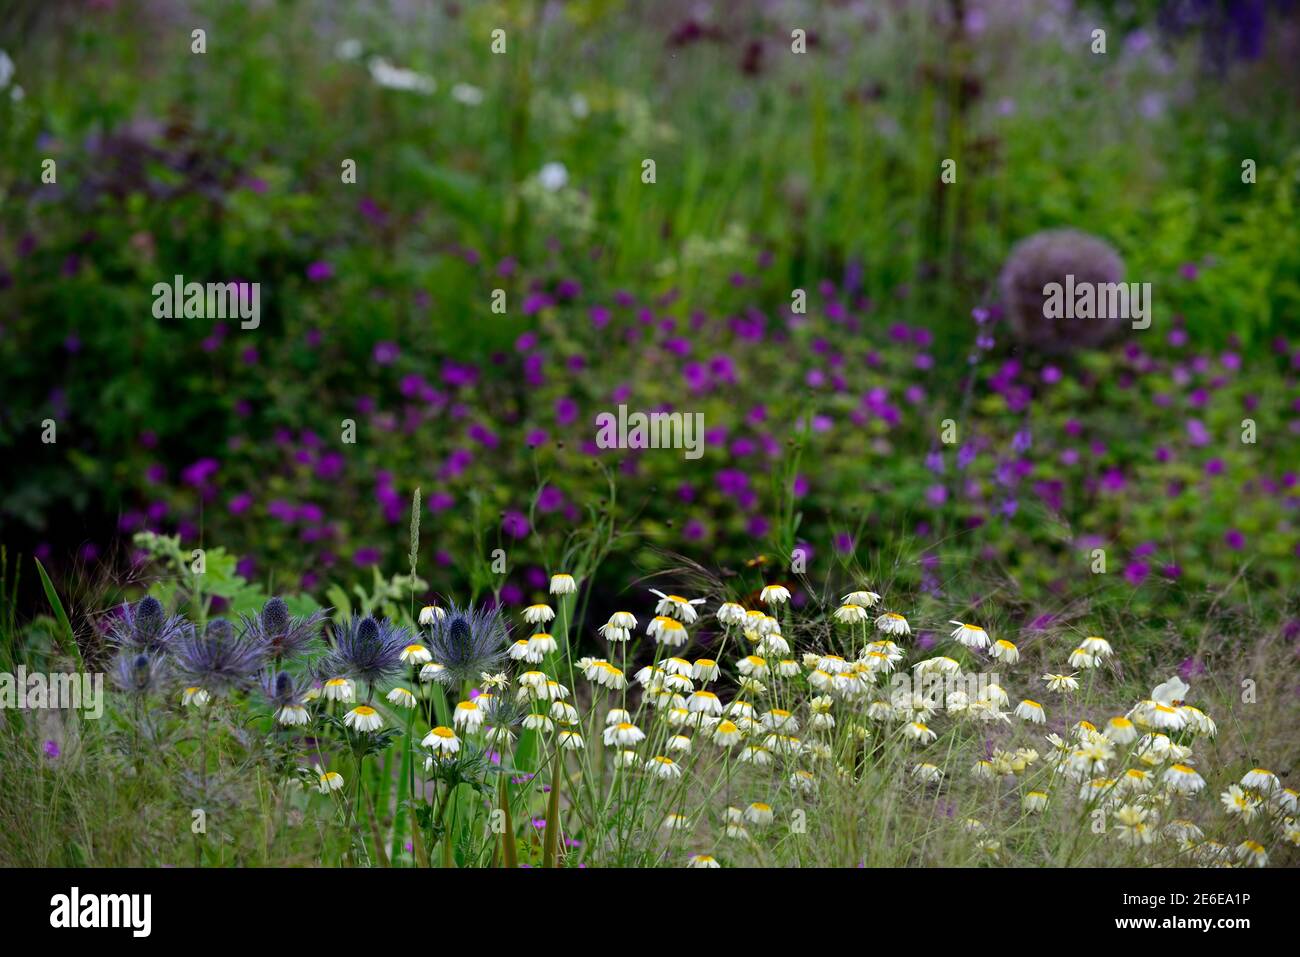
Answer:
(998, 228, 1126, 354)
(261, 670, 308, 709)
(171, 619, 266, 696)
(426, 603, 508, 686)
(106, 596, 191, 655)
(320, 615, 410, 688)
(111, 650, 168, 696)
(240, 597, 327, 661)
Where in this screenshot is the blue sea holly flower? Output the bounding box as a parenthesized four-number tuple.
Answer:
(426, 603, 509, 687)
(106, 596, 191, 655)
(320, 615, 410, 690)
(171, 618, 266, 697)
(241, 596, 327, 661)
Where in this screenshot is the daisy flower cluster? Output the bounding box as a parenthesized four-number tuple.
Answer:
(419, 576, 1295, 868)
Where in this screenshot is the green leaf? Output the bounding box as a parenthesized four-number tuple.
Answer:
(34, 558, 82, 670)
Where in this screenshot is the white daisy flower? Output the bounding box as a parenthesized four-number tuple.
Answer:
(386, 686, 417, 710)
(322, 677, 355, 702)
(422, 725, 460, 754)
(1014, 700, 1046, 724)
(401, 643, 432, 665)
(1162, 763, 1206, 795)
(875, 612, 911, 636)
(522, 603, 555, 626)
(949, 621, 990, 650)
(649, 589, 706, 624)
(344, 705, 383, 733)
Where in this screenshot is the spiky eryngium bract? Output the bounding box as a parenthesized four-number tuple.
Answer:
(105, 596, 192, 655)
(240, 596, 327, 661)
(111, 650, 168, 696)
(171, 619, 266, 696)
(261, 669, 307, 709)
(426, 603, 508, 687)
(320, 615, 410, 688)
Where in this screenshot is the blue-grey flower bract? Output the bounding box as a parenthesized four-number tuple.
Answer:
(171, 618, 266, 696)
(319, 615, 410, 687)
(426, 603, 508, 686)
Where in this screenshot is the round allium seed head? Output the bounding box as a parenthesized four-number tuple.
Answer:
(261, 597, 291, 637)
(999, 228, 1125, 354)
(358, 616, 380, 645)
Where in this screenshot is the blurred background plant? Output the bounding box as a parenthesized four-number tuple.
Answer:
(0, 0, 1296, 645)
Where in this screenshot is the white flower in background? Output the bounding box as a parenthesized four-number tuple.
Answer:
(418, 605, 444, 626)
(1241, 768, 1280, 793)
(523, 603, 555, 625)
(1235, 840, 1268, 868)
(419, 662, 445, 682)
(344, 705, 383, 733)
(0, 51, 14, 89)
(1042, 672, 1079, 693)
(451, 82, 485, 106)
(602, 722, 645, 747)
(843, 590, 881, 608)
(1023, 790, 1049, 812)
(1014, 699, 1046, 724)
(1162, 763, 1206, 795)
(715, 602, 746, 626)
(1080, 636, 1114, 659)
(569, 93, 590, 118)
(989, 639, 1019, 664)
(317, 769, 345, 793)
(833, 603, 869, 625)
(422, 726, 460, 755)
(1113, 805, 1157, 846)
(949, 621, 990, 649)
(549, 572, 576, 595)
(875, 612, 910, 636)
(335, 38, 363, 61)
(368, 56, 435, 95)
(1221, 785, 1260, 822)
(650, 589, 706, 623)
(538, 161, 569, 192)
(453, 699, 484, 732)
(1150, 675, 1190, 705)
(1104, 715, 1138, 744)
(401, 642, 431, 664)
(386, 687, 417, 710)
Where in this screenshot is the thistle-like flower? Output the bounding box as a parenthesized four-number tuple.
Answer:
(319, 615, 410, 690)
(111, 650, 168, 696)
(105, 596, 191, 655)
(425, 603, 508, 687)
(261, 670, 311, 726)
(171, 619, 266, 697)
(240, 597, 327, 661)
